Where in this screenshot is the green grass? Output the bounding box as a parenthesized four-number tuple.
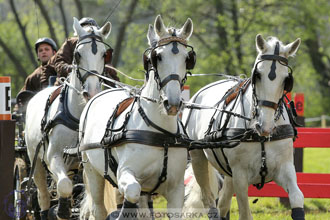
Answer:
(152, 148, 330, 219)
(303, 148, 330, 173)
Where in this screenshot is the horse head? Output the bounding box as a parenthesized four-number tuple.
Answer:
(252, 34, 300, 136)
(72, 17, 112, 100)
(145, 15, 194, 116)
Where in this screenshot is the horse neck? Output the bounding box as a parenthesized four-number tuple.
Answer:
(66, 71, 86, 118)
(139, 71, 178, 133)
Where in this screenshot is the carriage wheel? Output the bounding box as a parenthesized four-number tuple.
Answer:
(13, 158, 29, 220)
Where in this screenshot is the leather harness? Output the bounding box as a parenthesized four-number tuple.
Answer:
(77, 88, 190, 194)
(42, 85, 80, 135)
(184, 77, 298, 189)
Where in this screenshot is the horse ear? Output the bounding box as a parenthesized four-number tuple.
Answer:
(256, 34, 268, 53)
(99, 21, 112, 39)
(73, 17, 87, 38)
(178, 18, 193, 40)
(154, 15, 167, 38)
(284, 38, 301, 57)
(147, 24, 157, 47)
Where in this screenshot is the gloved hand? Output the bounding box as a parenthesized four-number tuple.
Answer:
(102, 65, 120, 88)
(40, 64, 57, 87)
(64, 64, 73, 74)
(104, 65, 120, 81)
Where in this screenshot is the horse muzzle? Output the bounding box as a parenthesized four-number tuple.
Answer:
(163, 99, 182, 116)
(255, 123, 275, 137)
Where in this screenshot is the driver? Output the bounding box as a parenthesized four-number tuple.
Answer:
(20, 37, 57, 92)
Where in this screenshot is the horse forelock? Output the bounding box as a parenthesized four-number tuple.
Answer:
(265, 36, 285, 54)
(78, 26, 102, 39)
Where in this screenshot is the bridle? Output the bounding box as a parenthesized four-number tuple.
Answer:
(251, 42, 294, 118)
(143, 35, 196, 91)
(73, 32, 113, 85)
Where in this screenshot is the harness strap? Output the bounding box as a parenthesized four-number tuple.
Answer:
(149, 144, 169, 194)
(253, 139, 268, 190)
(225, 80, 250, 105)
(260, 54, 288, 65)
(211, 148, 233, 176)
(159, 74, 181, 89)
(138, 105, 180, 136)
(101, 130, 190, 149)
(26, 140, 43, 195)
(115, 97, 135, 118)
(257, 100, 278, 110)
(104, 147, 118, 188)
(202, 124, 294, 144)
(183, 80, 232, 130)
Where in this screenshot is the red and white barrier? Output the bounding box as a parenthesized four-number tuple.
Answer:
(0, 77, 11, 120)
(249, 127, 330, 198)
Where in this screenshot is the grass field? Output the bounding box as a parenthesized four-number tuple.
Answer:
(153, 148, 330, 219)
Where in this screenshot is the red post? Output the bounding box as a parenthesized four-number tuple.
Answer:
(294, 93, 304, 117)
(0, 76, 15, 219)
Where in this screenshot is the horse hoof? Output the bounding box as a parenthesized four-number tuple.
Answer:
(208, 207, 220, 220)
(72, 183, 85, 198)
(56, 197, 71, 219)
(48, 205, 58, 220)
(40, 210, 49, 220)
(106, 210, 120, 220)
(117, 200, 138, 220)
(291, 208, 305, 220)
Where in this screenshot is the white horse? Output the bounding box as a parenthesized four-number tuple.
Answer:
(24, 17, 111, 219)
(79, 15, 194, 220)
(182, 34, 304, 220)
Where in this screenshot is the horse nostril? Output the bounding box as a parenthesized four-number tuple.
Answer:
(164, 100, 170, 111)
(163, 100, 179, 115)
(179, 100, 183, 109)
(82, 91, 90, 100)
(255, 123, 262, 133)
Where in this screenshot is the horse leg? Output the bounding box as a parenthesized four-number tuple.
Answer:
(232, 169, 252, 220)
(33, 158, 51, 220)
(218, 176, 234, 220)
(106, 188, 124, 220)
(275, 162, 305, 220)
(117, 169, 140, 219)
(84, 159, 108, 220)
(48, 153, 72, 219)
(190, 150, 219, 218)
(164, 184, 185, 220)
(147, 194, 155, 220)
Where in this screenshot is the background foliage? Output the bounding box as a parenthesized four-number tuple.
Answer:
(1, 0, 330, 119)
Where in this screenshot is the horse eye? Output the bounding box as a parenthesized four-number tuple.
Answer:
(157, 54, 162, 61)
